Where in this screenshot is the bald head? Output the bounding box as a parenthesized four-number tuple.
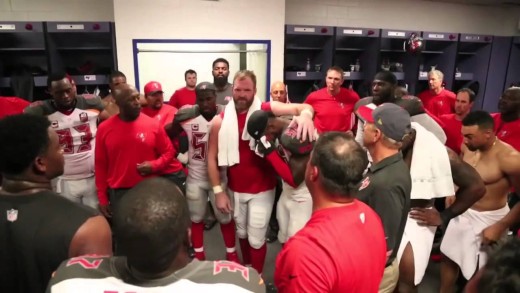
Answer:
(112, 84, 141, 120)
(395, 96, 425, 117)
(308, 132, 368, 196)
(270, 81, 288, 103)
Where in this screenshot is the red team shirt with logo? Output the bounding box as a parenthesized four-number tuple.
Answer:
(169, 87, 196, 109)
(493, 113, 520, 151)
(222, 102, 277, 193)
(418, 89, 456, 117)
(439, 114, 463, 154)
(95, 114, 175, 205)
(304, 88, 360, 133)
(275, 200, 387, 293)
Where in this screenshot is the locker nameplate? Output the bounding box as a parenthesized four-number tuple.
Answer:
(0, 24, 16, 30)
(343, 29, 363, 35)
(388, 31, 406, 37)
(428, 34, 445, 39)
(294, 27, 316, 33)
(57, 24, 85, 30)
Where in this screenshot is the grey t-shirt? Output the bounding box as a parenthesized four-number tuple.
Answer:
(215, 83, 233, 105)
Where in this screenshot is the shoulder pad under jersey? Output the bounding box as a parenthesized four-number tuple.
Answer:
(174, 105, 200, 123)
(354, 96, 374, 111)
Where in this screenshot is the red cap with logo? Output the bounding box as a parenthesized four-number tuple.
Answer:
(144, 81, 164, 95)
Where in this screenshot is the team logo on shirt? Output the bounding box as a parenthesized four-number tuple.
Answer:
(359, 212, 366, 224)
(191, 124, 199, 131)
(6, 209, 18, 222)
(499, 130, 508, 137)
(51, 120, 59, 128)
(79, 112, 88, 123)
(359, 177, 370, 191)
(136, 133, 146, 142)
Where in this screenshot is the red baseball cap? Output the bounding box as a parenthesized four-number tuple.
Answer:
(144, 81, 164, 95)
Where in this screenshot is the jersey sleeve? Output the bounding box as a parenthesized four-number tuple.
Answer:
(173, 105, 200, 124)
(260, 102, 271, 111)
(46, 256, 111, 293)
(80, 95, 105, 111)
(23, 101, 47, 115)
(150, 126, 175, 172)
(94, 124, 110, 205)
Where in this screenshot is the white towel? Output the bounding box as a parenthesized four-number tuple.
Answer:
(218, 97, 262, 166)
(411, 113, 447, 144)
(410, 122, 454, 199)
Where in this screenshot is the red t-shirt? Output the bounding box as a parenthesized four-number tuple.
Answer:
(223, 102, 277, 193)
(439, 114, 463, 154)
(169, 87, 196, 109)
(493, 113, 520, 151)
(95, 114, 175, 205)
(0, 97, 30, 119)
(141, 104, 178, 128)
(418, 89, 456, 118)
(275, 200, 387, 293)
(305, 88, 360, 133)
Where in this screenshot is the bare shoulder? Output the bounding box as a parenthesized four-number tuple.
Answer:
(497, 141, 520, 172)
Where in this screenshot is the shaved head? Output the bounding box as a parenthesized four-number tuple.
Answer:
(113, 84, 141, 120)
(270, 81, 288, 103)
(112, 84, 135, 104)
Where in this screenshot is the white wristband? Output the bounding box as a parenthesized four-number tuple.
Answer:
(301, 108, 313, 118)
(213, 185, 223, 194)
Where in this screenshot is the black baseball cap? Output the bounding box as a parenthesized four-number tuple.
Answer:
(357, 103, 411, 142)
(195, 82, 217, 98)
(247, 110, 274, 140)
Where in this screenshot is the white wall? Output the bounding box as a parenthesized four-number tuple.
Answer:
(136, 42, 241, 100)
(286, 0, 520, 36)
(113, 0, 285, 99)
(0, 0, 114, 21)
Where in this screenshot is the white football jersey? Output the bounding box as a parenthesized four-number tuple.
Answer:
(25, 96, 103, 179)
(182, 114, 213, 182)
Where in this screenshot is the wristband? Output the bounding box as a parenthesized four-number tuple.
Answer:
(213, 185, 223, 194)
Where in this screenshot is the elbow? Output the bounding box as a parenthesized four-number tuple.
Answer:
(471, 184, 486, 201)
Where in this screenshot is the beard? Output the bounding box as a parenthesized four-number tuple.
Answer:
(372, 94, 392, 105)
(214, 76, 228, 88)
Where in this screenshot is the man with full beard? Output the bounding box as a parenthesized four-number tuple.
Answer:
(212, 58, 233, 105)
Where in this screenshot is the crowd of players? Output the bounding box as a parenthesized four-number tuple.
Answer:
(0, 57, 519, 293)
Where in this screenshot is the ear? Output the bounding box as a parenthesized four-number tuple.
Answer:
(33, 155, 47, 174)
(309, 165, 319, 182)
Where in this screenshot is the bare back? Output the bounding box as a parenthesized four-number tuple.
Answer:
(462, 140, 518, 211)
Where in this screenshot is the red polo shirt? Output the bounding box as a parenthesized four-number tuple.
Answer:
(439, 114, 464, 154)
(275, 200, 387, 293)
(492, 113, 520, 151)
(169, 87, 196, 109)
(418, 89, 456, 117)
(305, 88, 360, 133)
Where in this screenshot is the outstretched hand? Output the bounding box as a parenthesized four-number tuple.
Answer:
(288, 114, 316, 142)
